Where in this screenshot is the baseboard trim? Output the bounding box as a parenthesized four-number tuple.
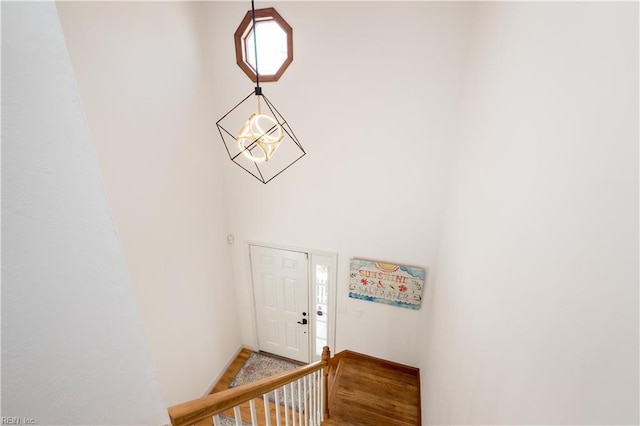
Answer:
(201, 345, 245, 396)
(244, 343, 259, 353)
(341, 349, 420, 375)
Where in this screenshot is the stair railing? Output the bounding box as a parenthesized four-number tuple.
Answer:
(168, 346, 331, 426)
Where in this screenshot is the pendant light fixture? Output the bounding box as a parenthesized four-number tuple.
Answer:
(217, 1, 305, 184)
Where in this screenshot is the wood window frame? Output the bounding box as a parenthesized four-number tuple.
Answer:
(234, 7, 293, 83)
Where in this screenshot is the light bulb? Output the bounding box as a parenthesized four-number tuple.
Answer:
(237, 113, 284, 163)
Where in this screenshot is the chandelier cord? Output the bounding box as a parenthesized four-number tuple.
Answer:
(251, 0, 261, 93)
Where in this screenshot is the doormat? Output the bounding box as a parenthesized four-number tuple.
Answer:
(230, 352, 309, 410)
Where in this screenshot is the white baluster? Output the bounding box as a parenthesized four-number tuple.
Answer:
(316, 370, 324, 425)
(291, 382, 297, 426)
(234, 406, 243, 426)
(303, 376, 308, 426)
(308, 375, 314, 426)
(275, 386, 282, 426)
(318, 371, 322, 425)
(250, 399, 258, 425)
(264, 392, 272, 426)
(213, 414, 222, 426)
(312, 373, 317, 426)
(316, 372, 321, 425)
(297, 379, 303, 426)
(284, 382, 290, 426)
(319, 370, 323, 423)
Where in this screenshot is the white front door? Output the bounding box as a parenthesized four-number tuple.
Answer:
(250, 245, 310, 363)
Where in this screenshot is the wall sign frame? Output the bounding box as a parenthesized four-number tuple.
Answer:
(348, 258, 425, 310)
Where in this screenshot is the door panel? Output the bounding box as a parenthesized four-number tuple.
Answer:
(266, 319, 278, 345)
(250, 245, 309, 363)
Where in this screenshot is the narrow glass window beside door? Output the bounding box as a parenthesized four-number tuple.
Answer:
(315, 264, 329, 356)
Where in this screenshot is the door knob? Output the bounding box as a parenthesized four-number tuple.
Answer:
(297, 318, 308, 325)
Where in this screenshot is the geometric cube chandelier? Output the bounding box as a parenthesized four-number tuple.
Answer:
(216, 1, 305, 184)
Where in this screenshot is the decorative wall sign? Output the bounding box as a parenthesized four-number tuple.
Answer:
(348, 259, 425, 310)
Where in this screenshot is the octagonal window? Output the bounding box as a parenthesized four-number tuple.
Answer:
(234, 8, 293, 83)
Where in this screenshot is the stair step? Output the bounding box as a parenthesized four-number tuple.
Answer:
(327, 351, 421, 426)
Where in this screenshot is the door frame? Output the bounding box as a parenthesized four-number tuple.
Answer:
(246, 241, 337, 362)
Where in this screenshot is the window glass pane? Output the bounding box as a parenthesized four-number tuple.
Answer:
(245, 20, 288, 76)
(315, 264, 328, 356)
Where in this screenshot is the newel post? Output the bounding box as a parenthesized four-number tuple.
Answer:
(322, 346, 331, 419)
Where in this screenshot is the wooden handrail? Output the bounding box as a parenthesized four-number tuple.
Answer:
(168, 346, 331, 426)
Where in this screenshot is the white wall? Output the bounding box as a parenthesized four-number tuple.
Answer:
(421, 2, 639, 424)
(1, 2, 168, 424)
(204, 1, 475, 367)
(56, 2, 242, 406)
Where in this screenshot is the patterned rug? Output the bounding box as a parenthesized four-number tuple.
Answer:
(216, 414, 249, 426)
(229, 352, 308, 410)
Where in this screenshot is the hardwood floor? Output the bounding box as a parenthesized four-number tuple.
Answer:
(210, 348, 254, 394)
(326, 351, 421, 426)
(201, 348, 420, 426)
(203, 348, 295, 426)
